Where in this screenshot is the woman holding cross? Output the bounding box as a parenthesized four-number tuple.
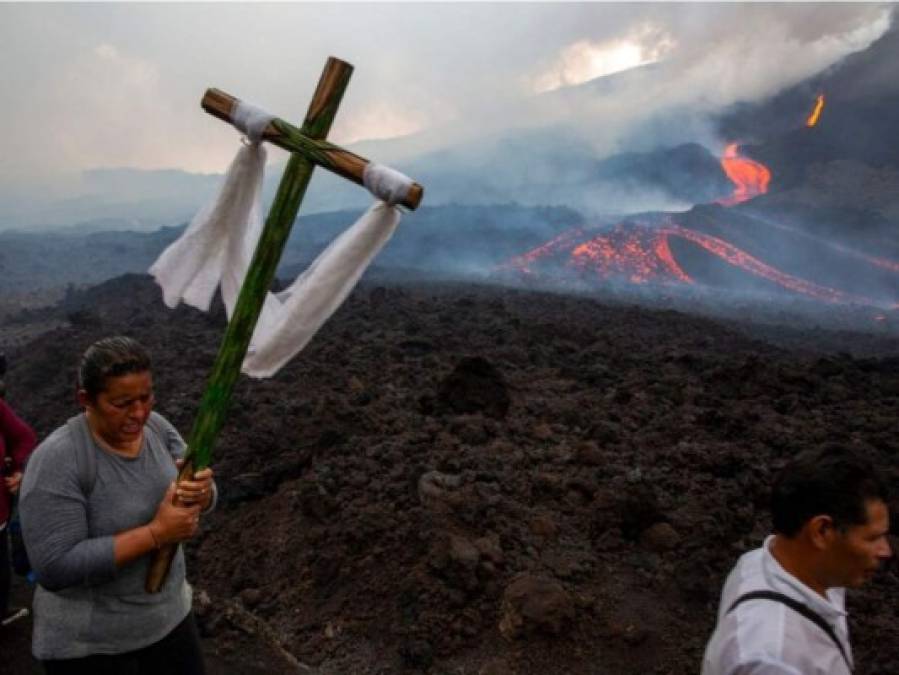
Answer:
(19, 336, 215, 674)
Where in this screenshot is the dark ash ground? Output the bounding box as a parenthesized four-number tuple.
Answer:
(2, 274, 898, 674)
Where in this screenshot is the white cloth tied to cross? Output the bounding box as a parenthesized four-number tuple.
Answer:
(150, 100, 414, 378)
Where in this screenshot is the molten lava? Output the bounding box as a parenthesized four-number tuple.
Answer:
(717, 143, 772, 206)
(502, 217, 897, 309)
(569, 224, 692, 284)
(500, 228, 587, 276)
(806, 94, 825, 127)
(663, 223, 865, 304)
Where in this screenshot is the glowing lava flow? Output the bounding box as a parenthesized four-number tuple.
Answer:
(501, 219, 890, 308)
(569, 224, 692, 284)
(717, 143, 772, 206)
(662, 223, 870, 304)
(499, 227, 587, 275)
(501, 223, 692, 285)
(806, 94, 825, 127)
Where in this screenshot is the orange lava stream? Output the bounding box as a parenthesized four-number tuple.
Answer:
(655, 233, 693, 284)
(717, 143, 772, 206)
(502, 219, 893, 309)
(806, 94, 825, 127)
(663, 224, 871, 304)
(499, 228, 587, 274)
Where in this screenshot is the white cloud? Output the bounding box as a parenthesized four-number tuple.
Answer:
(532, 23, 677, 93)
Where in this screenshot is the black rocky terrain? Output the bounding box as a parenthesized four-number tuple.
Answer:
(2, 273, 898, 674)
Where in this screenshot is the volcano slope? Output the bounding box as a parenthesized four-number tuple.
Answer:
(3, 274, 898, 675)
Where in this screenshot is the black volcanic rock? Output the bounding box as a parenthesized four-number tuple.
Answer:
(437, 356, 511, 420)
(3, 274, 898, 674)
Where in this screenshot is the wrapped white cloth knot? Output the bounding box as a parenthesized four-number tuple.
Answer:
(363, 162, 414, 207)
(232, 101, 274, 144)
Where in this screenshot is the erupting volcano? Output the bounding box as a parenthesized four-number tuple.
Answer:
(501, 83, 899, 312)
(806, 94, 825, 127)
(716, 143, 772, 206)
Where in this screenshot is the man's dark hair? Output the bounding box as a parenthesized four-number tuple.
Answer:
(78, 336, 151, 400)
(772, 445, 888, 537)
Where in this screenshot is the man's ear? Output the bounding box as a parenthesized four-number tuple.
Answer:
(807, 515, 835, 550)
(76, 389, 91, 409)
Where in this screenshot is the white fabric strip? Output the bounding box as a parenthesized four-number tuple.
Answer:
(243, 202, 399, 377)
(150, 142, 402, 378)
(232, 101, 275, 144)
(150, 142, 267, 312)
(363, 162, 414, 206)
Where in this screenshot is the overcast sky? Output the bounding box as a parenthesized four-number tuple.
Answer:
(0, 2, 893, 203)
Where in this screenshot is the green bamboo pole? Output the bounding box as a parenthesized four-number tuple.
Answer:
(145, 57, 354, 593)
(202, 88, 423, 210)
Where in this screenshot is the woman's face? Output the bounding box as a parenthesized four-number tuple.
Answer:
(80, 370, 155, 448)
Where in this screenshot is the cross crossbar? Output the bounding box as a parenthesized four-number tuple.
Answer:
(202, 88, 424, 210)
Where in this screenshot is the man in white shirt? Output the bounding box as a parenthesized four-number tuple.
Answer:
(702, 445, 892, 675)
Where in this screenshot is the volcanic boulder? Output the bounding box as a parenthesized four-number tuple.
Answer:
(498, 574, 575, 640)
(640, 522, 681, 552)
(428, 532, 483, 592)
(436, 356, 511, 419)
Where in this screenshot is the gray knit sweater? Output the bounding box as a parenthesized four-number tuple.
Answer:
(19, 412, 192, 660)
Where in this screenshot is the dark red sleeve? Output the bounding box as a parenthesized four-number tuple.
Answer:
(0, 399, 37, 471)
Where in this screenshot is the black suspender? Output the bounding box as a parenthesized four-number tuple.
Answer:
(727, 590, 853, 672)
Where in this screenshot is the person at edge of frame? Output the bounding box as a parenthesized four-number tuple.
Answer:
(1, 379, 38, 627)
(702, 444, 892, 675)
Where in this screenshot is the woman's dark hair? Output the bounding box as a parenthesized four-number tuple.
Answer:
(78, 336, 151, 400)
(772, 445, 888, 537)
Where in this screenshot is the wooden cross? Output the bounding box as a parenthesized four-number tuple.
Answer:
(146, 56, 424, 592)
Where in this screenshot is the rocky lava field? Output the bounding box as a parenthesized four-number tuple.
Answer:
(2, 274, 899, 674)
